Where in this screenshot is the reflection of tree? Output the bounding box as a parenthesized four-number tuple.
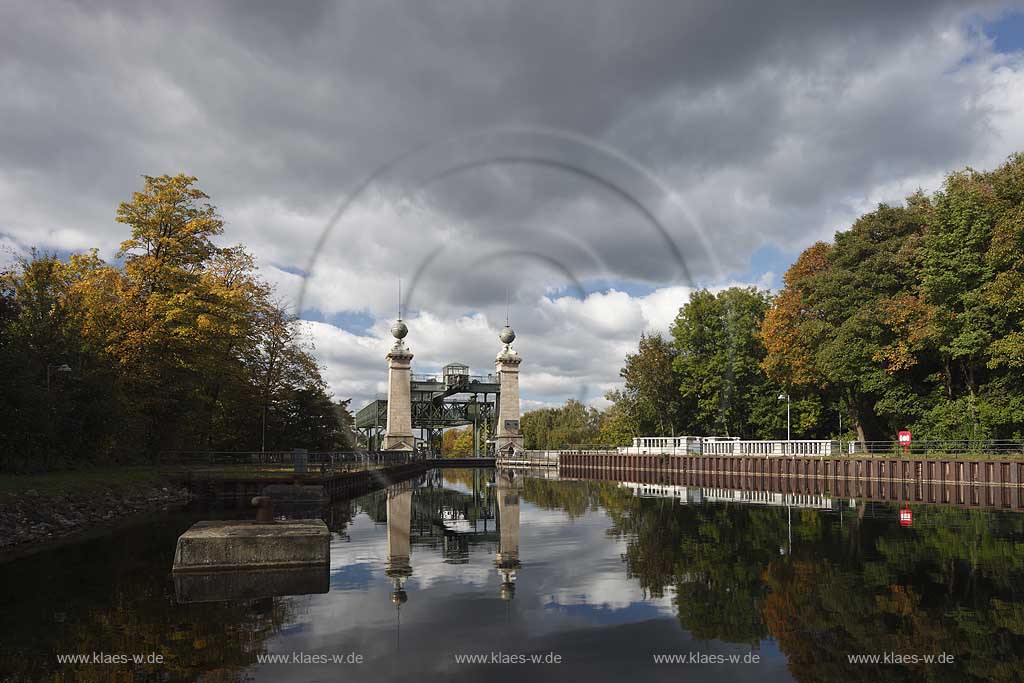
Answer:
(518, 477, 614, 519)
(602, 490, 1024, 681)
(324, 499, 356, 534)
(0, 516, 295, 682)
(603, 493, 785, 644)
(767, 508, 1024, 683)
(673, 506, 786, 645)
(442, 467, 492, 491)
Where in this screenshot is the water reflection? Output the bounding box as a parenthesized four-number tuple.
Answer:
(0, 468, 1022, 682)
(495, 469, 521, 602)
(174, 565, 330, 604)
(386, 483, 414, 607)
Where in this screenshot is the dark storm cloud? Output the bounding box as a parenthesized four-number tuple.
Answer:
(1, 1, 1005, 230)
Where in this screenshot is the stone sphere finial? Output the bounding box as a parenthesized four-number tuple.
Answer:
(391, 319, 408, 340)
(500, 325, 516, 345)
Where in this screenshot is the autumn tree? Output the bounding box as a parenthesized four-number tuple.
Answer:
(0, 174, 348, 470)
(441, 426, 475, 456)
(758, 154, 1024, 441)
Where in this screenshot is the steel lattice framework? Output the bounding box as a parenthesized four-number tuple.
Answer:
(355, 371, 500, 454)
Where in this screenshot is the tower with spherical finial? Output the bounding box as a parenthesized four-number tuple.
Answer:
(495, 316, 523, 456)
(384, 284, 415, 451)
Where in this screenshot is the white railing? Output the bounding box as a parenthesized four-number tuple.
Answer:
(618, 435, 708, 455)
(616, 437, 840, 457)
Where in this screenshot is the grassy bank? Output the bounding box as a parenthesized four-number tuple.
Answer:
(0, 466, 167, 501)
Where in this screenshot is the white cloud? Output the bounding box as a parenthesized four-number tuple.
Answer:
(303, 281, 771, 410)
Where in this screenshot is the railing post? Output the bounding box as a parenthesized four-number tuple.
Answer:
(292, 448, 308, 475)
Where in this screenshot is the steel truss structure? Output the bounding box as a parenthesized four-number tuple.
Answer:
(355, 371, 500, 456)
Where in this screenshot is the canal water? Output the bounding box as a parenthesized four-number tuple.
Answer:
(1, 468, 1023, 682)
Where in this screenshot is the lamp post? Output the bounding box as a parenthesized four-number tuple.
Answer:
(778, 392, 791, 441)
(261, 403, 275, 453)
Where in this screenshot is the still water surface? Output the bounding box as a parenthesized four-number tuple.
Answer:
(1, 468, 1023, 682)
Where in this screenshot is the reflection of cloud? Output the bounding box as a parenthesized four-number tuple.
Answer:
(255, 481, 795, 682)
(520, 505, 675, 616)
(410, 559, 493, 591)
(545, 579, 675, 615)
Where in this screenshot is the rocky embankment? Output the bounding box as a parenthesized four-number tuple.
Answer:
(0, 484, 191, 552)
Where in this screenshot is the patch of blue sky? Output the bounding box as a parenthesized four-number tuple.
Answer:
(984, 11, 1024, 54)
(540, 246, 795, 300)
(330, 561, 375, 591)
(271, 262, 308, 277)
(301, 309, 376, 335)
(733, 243, 794, 291)
(541, 278, 658, 301)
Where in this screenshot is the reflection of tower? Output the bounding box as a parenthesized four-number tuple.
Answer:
(494, 469, 521, 601)
(384, 314, 415, 451)
(386, 487, 413, 607)
(494, 324, 523, 455)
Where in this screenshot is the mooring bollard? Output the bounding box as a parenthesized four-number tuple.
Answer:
(252, 496, 274, 524)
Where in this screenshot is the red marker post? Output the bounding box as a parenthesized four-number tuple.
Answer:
(898, 430, 912, 456)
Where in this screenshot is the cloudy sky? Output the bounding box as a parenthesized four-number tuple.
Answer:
(3, 1, 1024, 411)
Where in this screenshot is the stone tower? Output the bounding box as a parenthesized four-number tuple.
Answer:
(494, 324, 523, 455)
(383, 317, 415, 451)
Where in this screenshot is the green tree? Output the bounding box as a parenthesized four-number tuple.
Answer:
(520, 399, 601, 449)
(671, 287, 777, 438)
(597, 394, 638, 446)
(616, 332, 685, 436)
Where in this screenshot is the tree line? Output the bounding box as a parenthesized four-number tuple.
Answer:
(523, 154, 1024, 446)
(0, 174, 354, 472)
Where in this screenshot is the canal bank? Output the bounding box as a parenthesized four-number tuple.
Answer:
(0, 458, 498, 560)
(0, 469, 192, 556)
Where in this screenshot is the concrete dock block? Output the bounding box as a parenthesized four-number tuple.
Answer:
(172, 519, 330, 573)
